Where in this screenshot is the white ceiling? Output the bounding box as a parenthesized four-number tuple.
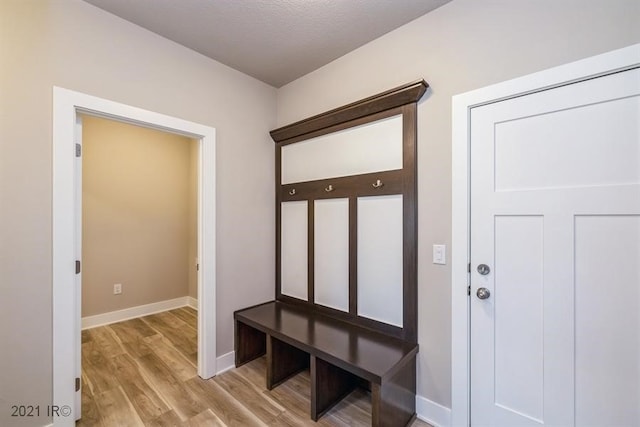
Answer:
(82, 0, 451, 87)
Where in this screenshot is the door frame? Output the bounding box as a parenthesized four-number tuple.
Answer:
(451, 43, 640, 426)
(53, 87, 217, 426)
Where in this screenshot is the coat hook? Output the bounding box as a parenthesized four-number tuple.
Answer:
(288, 189, 296, 196)
(372, 179, 384, 188)
(325, 184, 334, 192)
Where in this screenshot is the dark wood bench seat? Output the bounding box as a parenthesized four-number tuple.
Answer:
(234, 301, 419, 426)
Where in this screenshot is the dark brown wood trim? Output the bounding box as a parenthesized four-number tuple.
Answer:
(270, 80, 428, 143)
(277, 294, 404, 339)
(275, 144, 283, 300)
(401, 103, 418, 343)
(276, 105, 405, 147)
(371, 357, 416, 427)
(281, 170, 403, 202)
(311, 356, 358, 421)
(276, 293, 312, 309)
(348, 197, 357, 316)
(308, 199, 315, 304)
(234, 319, 266, 367)
(234, 300, 276, 314)
(266, 334, 309, 390)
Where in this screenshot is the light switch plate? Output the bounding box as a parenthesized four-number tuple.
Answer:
(433, 244, 446, 265)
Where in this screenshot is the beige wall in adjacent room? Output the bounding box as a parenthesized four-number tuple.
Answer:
(276, 0, 640, 409)
(82, 115, 196, 317)
(0, 1, 275, 425)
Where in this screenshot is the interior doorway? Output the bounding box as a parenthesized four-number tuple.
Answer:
(78, 114, 200, 420)
(79, 115, 199, 324)
(53, 87, 217, 427)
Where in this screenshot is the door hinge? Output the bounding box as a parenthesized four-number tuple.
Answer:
(467, 285, 471, 296)
(196, 263, 200, 271)
(468, 263, 471, 273)
(75, 143, 81, 157)
(75, 377, 80, 392)
(75, 260, 81, 274)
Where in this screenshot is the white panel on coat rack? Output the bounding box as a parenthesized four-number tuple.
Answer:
(281, 115, 403, 184)
(314, 198, 349, 312)
(357, 194, 403, 327)
(281, 201, 308, 300)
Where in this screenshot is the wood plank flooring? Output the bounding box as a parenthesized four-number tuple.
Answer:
(78, 307, 432, 427)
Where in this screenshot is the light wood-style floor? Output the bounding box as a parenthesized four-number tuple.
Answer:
(79, 307, 432, 426)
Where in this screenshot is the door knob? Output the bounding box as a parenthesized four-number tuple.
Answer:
(476, 287, 491, 300)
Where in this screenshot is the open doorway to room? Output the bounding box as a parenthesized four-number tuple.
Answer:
(80, 115, 199, 321)
(53, 87, 216, 427)
(78, 115, 201, 424)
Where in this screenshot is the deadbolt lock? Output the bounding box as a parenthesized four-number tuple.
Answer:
(477, 264, 490, 275)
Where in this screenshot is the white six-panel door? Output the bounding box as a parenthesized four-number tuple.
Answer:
(470, 67, 640, 426)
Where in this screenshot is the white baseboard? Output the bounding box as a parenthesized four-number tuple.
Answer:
(416, 395, 451, 427)
(216, 351, 235, 375)
(187, 296, 198, 310)
(82, 296, 193, 330)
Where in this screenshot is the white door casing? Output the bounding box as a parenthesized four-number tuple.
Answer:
(452, 43, 640, 427)
(53, 87, 216, 427)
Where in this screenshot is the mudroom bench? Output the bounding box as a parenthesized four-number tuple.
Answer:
(233, 81, 429, 427)
(234, 301, 419, 426)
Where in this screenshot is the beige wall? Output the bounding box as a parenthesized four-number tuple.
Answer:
(2, 0, 639, 424)
(276, 0, 640, 409)
(82, 116, 196, 317)
(0, 0, 275, 425)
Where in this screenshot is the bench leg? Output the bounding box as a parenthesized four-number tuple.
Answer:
(372, 356, 416, 427)
(235, 320, 266, 367)
(266, 335, 308, 390)
(310, 356, 358, 421)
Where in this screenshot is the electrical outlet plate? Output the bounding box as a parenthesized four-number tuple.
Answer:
(113, 283, 122, 295)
